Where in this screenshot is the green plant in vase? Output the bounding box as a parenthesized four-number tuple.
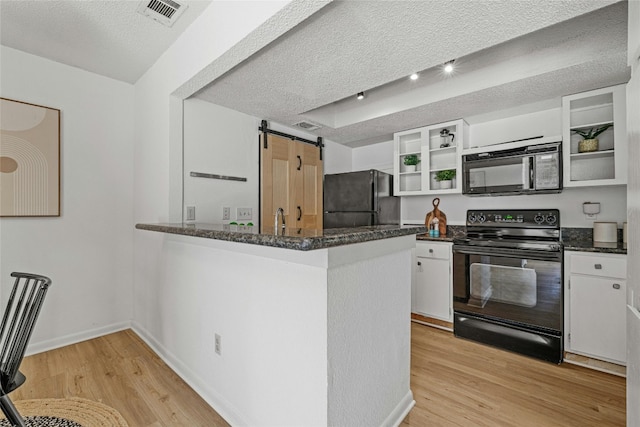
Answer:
(435, 169, 456, 189)
(572, 123, 613, 153)
(403, 154, 420, 171)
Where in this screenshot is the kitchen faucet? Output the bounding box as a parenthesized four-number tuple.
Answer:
(275, 207, 285, 232)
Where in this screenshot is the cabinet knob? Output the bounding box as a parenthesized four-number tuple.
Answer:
(594, 264, 602, 270)
(429, 249, 434, 253)
(417, 261, 422, 266)
(613, 283, 621, 290)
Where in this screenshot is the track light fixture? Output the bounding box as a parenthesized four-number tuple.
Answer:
(443, 60, 455, 73)
(410, 73, 419, 80)
(356, 92, 365, 100)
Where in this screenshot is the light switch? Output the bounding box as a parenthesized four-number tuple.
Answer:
(186, 206, 196, 222)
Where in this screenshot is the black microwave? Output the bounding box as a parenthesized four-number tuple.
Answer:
(462, 140, 562, 196)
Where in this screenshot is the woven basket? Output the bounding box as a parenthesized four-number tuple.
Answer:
(578, 138, 598, 153)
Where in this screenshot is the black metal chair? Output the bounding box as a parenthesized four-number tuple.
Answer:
(0, 273, 51, 427)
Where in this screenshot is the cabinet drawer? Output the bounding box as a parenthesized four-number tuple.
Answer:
(570, 254, 626, 278)
(416, 242, 450, 260)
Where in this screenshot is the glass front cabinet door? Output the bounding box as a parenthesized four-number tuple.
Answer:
(393, 119, 468, 196)
(562, 84, 627, 187)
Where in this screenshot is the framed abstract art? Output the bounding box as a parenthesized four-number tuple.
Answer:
(0, 98, 60, 217)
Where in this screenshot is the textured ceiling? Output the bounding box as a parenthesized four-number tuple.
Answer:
(194, 0, 630, 147)
(0, 0, 212, 83)
(0, 0, 630, 147)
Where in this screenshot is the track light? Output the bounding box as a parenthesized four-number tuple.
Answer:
(443, 60, 455, 73)
(410, 73, 419, 80)
(356, 91, 365, 100)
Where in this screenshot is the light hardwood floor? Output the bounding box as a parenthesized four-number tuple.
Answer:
(12, 324, 625, 426)
(402, 322, 625, 427)
(12, 329, 230, 427)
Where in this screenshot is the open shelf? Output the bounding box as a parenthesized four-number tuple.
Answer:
(394, 119, 467, 195)
(429, 146, 457, 153)
(569, 149, 614, 160)
(570, 121, 613, 131)
(430, 165, 458, 173)
(562, 85, 626, 187)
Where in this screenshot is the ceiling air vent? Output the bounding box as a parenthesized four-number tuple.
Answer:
(137, 0, 188, 27)
(294, 121, 321, 131)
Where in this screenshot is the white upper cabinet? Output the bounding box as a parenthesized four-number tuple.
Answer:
(562, 84, 627, 187)
(393, 119, 468, 196)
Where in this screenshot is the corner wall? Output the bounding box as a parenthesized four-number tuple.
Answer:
(183, 99, 261, 224)
(182, 98, 353, 225)
(131, 0, 330, 423)
(0, 46, 134, 352)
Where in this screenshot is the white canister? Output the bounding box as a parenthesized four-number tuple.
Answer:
(593, 222, 618, 243)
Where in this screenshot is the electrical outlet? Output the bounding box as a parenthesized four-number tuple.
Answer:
(215, 333, 221, 355)
(237, 207, 252, 220)
(223, 207, 230, 220)
(186, 206, 196, 222)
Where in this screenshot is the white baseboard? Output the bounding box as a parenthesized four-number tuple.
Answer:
(383, 390, 415, 427)
(28, 321, 414, 427)
(26, 321, 132, 356)
(130, 321, 249, 426)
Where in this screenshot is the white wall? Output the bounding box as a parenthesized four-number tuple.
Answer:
(133, 0, 299, 338)
(132, 1, 331, 423)
(182, 98, 351, 225)
(352, 140, 393, 174)
(136, 234, 329, 426)
(401, 187, 627, 227)
(183, 99, 260, 224)
(626, 1, 640, 424)
(0, 46, 134, 352)
(327, 239, 413, 426)
(323, 139, 352, 174)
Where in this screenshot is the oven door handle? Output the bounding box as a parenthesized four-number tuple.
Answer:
(453, 244, 562, 261)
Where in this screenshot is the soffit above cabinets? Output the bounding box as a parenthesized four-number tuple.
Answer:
(193, 0, 630, 148)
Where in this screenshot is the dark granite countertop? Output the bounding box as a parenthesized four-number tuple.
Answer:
(415, 225, 466, 242)
(562, 227, 627, 255)
(136, 223, 427, 251)
(413, 226, 627, 255)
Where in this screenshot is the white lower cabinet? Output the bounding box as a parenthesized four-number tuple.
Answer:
(565, 251, 627, 364)
(412, 241, 452, 323)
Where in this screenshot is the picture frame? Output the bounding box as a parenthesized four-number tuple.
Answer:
(0, 98, 60, 217)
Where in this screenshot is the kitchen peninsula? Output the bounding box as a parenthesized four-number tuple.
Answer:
(135, 223, 425, 427)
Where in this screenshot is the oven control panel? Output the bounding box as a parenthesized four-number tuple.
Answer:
(466, 209, 560, 228)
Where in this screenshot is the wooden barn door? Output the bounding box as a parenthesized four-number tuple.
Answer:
(260, 132, 322, 232)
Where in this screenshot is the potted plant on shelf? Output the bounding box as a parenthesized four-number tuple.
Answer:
(572, 123, 613, 153)
(435, 169, 456, 189)
(403, 154, 420, 172)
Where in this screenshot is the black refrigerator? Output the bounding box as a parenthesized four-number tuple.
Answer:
(323, 170, 400, 228)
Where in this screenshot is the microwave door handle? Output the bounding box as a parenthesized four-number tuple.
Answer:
(530, 158, 535, 188)
(522, 157, 531, 189)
